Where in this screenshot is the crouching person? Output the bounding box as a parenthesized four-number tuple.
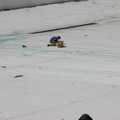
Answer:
(48, 36, 61, 46)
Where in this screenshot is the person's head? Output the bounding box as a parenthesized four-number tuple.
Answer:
(78, 114, 93, 120)
(58, 36, 61, 39)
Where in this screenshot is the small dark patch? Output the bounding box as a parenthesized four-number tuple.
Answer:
(22, 45, 27, 48)
(14, 75, 24, 78)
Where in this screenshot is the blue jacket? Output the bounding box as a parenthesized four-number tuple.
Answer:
(50, 36, 58, 42)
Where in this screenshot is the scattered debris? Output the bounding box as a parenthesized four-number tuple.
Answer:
(14, 75, 24, 78)
(1, 66, 6, 68)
